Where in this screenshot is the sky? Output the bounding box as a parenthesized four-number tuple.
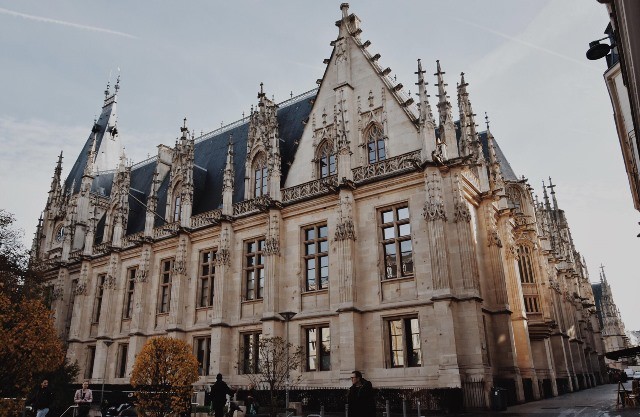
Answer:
(0, 1, 638, 332)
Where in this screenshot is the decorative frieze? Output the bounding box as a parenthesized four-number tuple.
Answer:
(191, 209, 223, 228)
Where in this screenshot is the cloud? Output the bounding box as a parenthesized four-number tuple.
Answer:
(0, 6, 137, 39)
(454, 17, 597, 71)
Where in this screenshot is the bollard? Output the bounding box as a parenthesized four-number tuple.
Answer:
(417, 400, 421, 417)
(320, 405, 325, 417)
(402, 399, 407, 417)
(386, 400, 390, 417)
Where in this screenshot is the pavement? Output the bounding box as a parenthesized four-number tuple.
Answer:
(456, 381, 640, 417)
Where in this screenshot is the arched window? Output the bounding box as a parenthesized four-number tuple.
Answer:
(517, 245, 535, 283)
(173, 193, 181, 222)
(366, 123, 386, 164)
(253, 154, 268, 197)
(317, 140, 336, 178)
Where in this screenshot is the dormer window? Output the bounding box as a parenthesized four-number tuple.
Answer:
(253, 154, 268, 197)
(366, 123, 386, 164)
(317, 140, 336, 178)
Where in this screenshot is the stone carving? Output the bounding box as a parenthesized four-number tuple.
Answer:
(104, 255, 119, 290)
(135, 246, 151, 282)
(488, 230, 503, 248)
(214, 248, 230, 266)
(335, 219, 356, 241)
(263, 237, 280, 255)
(173, 237, 188, 275)
(423, 172, 446, 222)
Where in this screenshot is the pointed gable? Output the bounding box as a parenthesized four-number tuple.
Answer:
(284, 4, 422, 187)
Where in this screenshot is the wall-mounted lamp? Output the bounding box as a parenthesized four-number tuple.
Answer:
(586, 36, 614, 60)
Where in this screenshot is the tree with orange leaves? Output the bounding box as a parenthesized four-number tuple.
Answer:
(130, 337, 199, 417)
(0, 210, 67, 417)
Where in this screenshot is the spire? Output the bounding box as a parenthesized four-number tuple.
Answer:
(542, 180, 551, 211)
(223, 139, 235, 192)
(83, 127, 99, 178)
(548, 177, 559, 211)
(434, 60, 457, 158)
(457, 72, 479, 159)
(49, 151, 63, 195)
(416, 59, 435, 130)
(600, 264, 607, 284)
(486, 113, 503, 191)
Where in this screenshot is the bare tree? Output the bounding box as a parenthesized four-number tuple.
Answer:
(239, 336, 304, 417)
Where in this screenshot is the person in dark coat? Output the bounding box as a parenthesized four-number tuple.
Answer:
(210, 374, 235, 417)
(347, 371, 376, 417)
(29, 379, 54, 417)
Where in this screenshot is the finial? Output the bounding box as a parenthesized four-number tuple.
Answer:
(460, 72, 466, 86)
(341, 3, 349, 19)
(258, 82, 264, 99)
(485, 112, 490, 131)
(115, 74, 121, 93)
(104, 80, 110, 99)
(547, 177, 556, 194)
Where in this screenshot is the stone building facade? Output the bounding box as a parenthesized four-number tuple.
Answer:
(35, 4, 607, 407)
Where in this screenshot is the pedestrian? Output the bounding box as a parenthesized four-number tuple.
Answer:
(347, 371, 376, 417)
(74, 381, 93, 417)
(210, 373, 236, 417)
(28, 379, 54, 417)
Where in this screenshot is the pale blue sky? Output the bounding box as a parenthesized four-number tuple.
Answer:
(1, 1, 638, 331)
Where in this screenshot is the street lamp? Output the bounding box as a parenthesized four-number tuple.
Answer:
(279, 311, 297, 413)
(100, 340, 113, 409)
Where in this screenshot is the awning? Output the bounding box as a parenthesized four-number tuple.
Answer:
(605, 345, 640, 360)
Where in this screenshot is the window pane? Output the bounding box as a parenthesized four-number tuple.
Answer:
(382, 210, 394, 224)
(306, 228, 316, 240)
(306, 242, 316, 255)
(398, 223, 411, 237)
(397, 207, 409, 220)
(202, 264, 210, 276)
(319, 240, 328, 253)
(318, 226, 328, 238)
(389, 320, 404, 367)
(383, 226, 395, 240)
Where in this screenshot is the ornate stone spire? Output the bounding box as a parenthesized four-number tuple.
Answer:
(434, 60, 457, 159)
(222, 139, 235, 216)
(457, 73, 479, 160)
(416, 59, 437, 162)
(486, 113, 504, 191)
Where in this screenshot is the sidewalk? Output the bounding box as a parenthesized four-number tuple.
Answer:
(452, 381, 640, 416)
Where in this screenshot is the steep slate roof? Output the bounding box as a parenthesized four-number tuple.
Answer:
(479, 131, 519, 182)
(103, 92, 315, 233)
(64, 105, 115, 194)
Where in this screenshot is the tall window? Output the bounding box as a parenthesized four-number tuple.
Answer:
(173, 193, 182, 222)
(306, 325, 330, 371)
(85, 346, 96, 379)
(517, 245, 535, 283)
(241, 332, 262, 374)
(253, 154, 268, 197)
(303, 224, 329, 291)
(158, 259, 174, 313)
(123, 268, 136, 319)
(380, 205, 413, 279)
(92, 274, 106, 323)
(366, 123, 386, 163)
(317, 140, 336, 178)
(524, 296, 540, 313)
(245, 239, 265, 300)
(198, 250, 216, 307)
(116, 344, 128, 378)
(194, 336, 211, 376)
(387, 317, 421, 368)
